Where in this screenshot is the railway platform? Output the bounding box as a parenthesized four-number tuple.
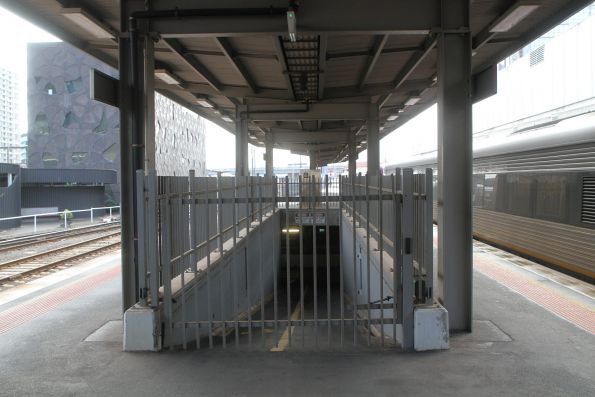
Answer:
(0, 241, 593, 396)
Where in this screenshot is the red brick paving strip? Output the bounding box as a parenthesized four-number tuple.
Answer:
(433, 232, 594, 335)
(474, 254, 595, 335)
(0, 265, 120, 334)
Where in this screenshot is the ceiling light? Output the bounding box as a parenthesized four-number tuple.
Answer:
(489, 2, 540, 33)
(154, 69, 180, 85)
(287, 10, 297, 42)
(282, 228, 300, 234)
(387, 114, 399, 121)
(221, 116, 233, 122)
(196, 98, 213, 108)
(404, 96, 421, 106)
(61, 8, 115, 39)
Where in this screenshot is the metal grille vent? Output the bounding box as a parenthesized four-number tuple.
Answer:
(582, 176, 595, 224)
(530, 46, 545, 67)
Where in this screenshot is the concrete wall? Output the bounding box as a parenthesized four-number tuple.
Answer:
(167, 210, 281, 347)
(0, 163, 21, 227)
(340, 210, 402, 344)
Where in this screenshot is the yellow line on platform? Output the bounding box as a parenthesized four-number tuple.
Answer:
(270, 301, 301, 352)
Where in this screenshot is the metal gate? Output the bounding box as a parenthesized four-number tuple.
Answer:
(135, 169, 433, 350)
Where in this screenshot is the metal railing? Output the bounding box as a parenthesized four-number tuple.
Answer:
(0, 206, 120, 236)
(135, 168, 432, 350)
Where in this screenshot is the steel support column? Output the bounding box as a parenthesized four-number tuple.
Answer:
(265, 132, 274, 176)
(309, 150, 316, 170)
(348, 138, 357, 178)
(437, 0, 473, 332)
(119, 0, 148, 312)
(235, 104, 249, 176)
(367, 103, 380, 175)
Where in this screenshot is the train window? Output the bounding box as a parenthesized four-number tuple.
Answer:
(482, 174, 497, 210)
(505, 174, 533, 217)
(535, 174, 567, 221)
(472, 174, 485, 207)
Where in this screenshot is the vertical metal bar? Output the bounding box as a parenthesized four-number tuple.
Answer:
(33, 215, 37, 233)
(338, 176, 344, 346)
(188, 171, 200, 348)
(246, 177, 252, 347)
(272, 176, 279, 348)
(392, 173, 398, 345)
(205, 179, 213, 348)
(365, 173, 371, 346)
(351, 174, 357, 345)
(424, 168, 434, 303)
(258, 176, 265, 348)
(325, 175, 331, 346)
(147, 172, 158, 309)
(217, 174, 226, 348)
(91, 208, 94, 223)
(233, 176, 239, 348)
(217, 174, 224, 255)
(312, 174, 318, 347)
(285, 176, 292, 347)
(135, 170, 146, 305)
(160, 196, 173, 349)
(178, 190, 187, 350)
(378, 172, 385, 346)
(402, 169, 414, 349)
(299, 175, 305, 347)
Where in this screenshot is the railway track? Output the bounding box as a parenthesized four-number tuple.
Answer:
(0, 231, 121, 284)
(0, 222, 120, 252)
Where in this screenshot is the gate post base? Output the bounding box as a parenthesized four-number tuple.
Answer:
(414, 304, 449, 351)
(123, 304, 161, 351)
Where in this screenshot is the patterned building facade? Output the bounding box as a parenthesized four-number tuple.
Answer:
(27, 42, 206, 204)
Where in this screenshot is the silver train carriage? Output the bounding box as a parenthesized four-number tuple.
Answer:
(384, 113, 595, 281)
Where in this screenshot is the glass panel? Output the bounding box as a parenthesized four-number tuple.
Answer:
(71, 152, 87, 164)
(535, 174, 567, 221)
(42, 152, 58, 168)
(102, 143, 118, 162)
(44, 83, 56, 95)
(63, 111, 79, 128)
(482, 174, 497, 210)
(34, 113, 49, 135)
(505, 174, 534, 217)
(65, 77, 83, 93)
(93, 110, 109, 134)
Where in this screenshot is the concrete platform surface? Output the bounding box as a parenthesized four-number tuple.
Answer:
(0, 248, 594, 396)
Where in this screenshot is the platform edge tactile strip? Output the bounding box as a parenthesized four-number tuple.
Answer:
(474, 253, 595, 335)
(0, 264, 120, 335)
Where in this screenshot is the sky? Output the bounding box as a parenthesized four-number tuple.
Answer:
(0, 7, 59, 136)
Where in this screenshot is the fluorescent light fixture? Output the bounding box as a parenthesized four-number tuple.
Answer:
(282, 228, 300, 234)
(221, 116, 233, 122)
(489, 2, 540, 33)
(387, 114, 399, 121)
(61, 8, 115, 39)
(154, 69, 180, 85)
(196, 98, 213, 108)
(404, 96, 421, 106)
(287, 10, 297, 42)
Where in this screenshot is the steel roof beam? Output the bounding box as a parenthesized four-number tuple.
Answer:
(274, 36, 297, 101)
(162, 38, 223, 91)
(473, 0, 594, 74)
(318, 34, 328, 100)
(149, 0, 439, 37)
(379, 36, 437, 107)
(273, 131, 351, 143)
(247, 103, 369, 121)
(358, 34, 389, 90)
(215, 37, 259, 93)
